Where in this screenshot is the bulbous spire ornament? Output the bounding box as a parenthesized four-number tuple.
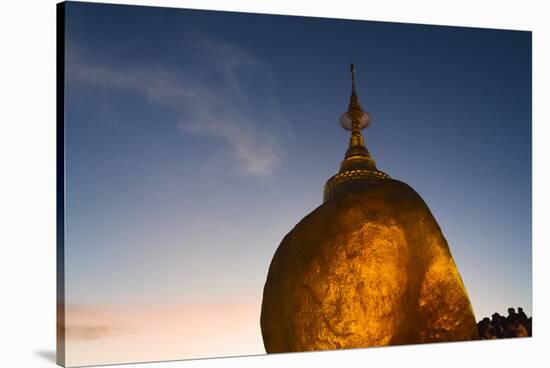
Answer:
(339, 63, 370, 131)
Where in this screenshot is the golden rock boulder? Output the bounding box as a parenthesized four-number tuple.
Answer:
(260, 180, 478, 352)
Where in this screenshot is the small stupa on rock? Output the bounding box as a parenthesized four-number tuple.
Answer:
(260, 64, 479, 353)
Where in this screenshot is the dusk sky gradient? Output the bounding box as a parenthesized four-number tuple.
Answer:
(63, 2, 532, 366)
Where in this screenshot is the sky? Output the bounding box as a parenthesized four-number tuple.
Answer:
(63, 2, 532, 366)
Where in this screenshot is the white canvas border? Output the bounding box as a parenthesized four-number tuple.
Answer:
(0, 0, 547, 367)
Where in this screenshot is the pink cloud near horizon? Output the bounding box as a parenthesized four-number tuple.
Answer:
(63, 298, 265, 366)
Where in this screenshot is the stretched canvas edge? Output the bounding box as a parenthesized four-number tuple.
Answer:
(56, 2, 66, 367)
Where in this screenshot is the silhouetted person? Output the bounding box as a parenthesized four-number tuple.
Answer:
(478, 307, 531, 339)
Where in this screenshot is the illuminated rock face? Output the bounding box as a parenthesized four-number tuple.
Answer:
(260, 179, 478, 353)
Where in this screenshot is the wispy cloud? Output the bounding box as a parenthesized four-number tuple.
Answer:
(65, 304, 134, 341)
(68, 38, 287, 177)
(66, 325, 114, 341)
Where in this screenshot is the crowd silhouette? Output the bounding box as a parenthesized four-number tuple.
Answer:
(477, 307, 532, 339)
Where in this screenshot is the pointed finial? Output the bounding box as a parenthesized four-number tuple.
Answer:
(348, 63, 361, 112)
(351, 63, 356, 90)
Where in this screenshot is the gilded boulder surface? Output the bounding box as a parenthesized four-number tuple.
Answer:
(260, 179, 478, 353)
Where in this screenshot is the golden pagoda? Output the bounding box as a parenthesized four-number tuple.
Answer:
(260, 64, 478, 353)
(324, 63, 390, 202)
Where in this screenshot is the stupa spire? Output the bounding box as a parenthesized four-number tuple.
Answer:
(340, 63, 372, 162)
(323, 63, 390, 202)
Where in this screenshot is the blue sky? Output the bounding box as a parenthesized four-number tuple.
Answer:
(63, 2, 531, 364)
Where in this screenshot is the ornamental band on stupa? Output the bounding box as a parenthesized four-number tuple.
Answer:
(260, 63, 478, 353)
